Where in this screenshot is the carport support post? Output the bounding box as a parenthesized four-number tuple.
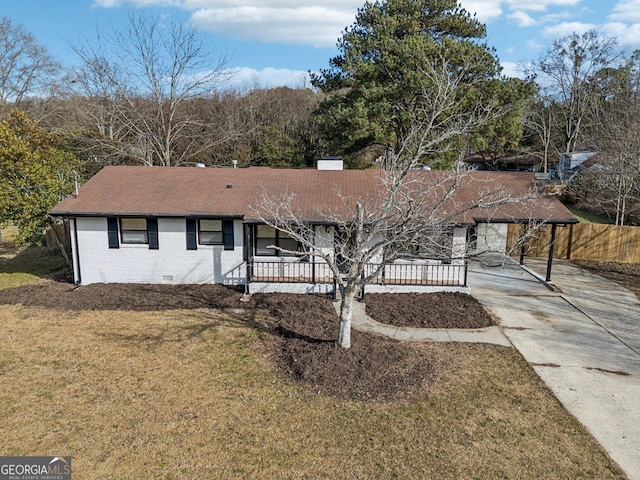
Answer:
(545, 223, 557, 282)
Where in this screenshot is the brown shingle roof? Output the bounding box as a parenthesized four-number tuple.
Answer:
(50, 166, 577, 224)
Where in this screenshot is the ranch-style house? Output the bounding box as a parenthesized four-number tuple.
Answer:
(50, 162, 576, 294)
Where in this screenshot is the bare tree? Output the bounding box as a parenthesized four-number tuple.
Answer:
(0, 17, 61, 118)
(575, 57, 640, 224)
(528, 30, 621, 155)
(524, 93, 559, 175)
(252, 55, 538, 349)
(70, 11, 234, 166)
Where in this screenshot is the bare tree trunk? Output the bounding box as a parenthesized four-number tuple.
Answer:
(337, 286, 357, 349)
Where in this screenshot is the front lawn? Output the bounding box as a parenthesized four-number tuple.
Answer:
(0, 245, 625, 478)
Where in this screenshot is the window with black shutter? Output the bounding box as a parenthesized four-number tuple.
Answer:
(113, 217, 159, 250)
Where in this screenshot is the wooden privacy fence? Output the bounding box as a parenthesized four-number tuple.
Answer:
(45, 221, 71, 253)
(508, 223, 640, 264)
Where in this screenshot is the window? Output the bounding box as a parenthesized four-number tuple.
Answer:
(115, 217, 158, 249)
(186, 218, 234, 251)
(278, 230, 299, 252)
(255, 225, 299, 256)
(199, 219, 223, 245)
(255, 225, 276, 255)
(389, 227, 454, 261)
(121, 218, 148, 244)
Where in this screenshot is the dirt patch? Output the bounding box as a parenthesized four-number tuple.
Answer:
(0, 281, 244, 311)
(365, 292, 495, 329)
(0, 278, 488, 401)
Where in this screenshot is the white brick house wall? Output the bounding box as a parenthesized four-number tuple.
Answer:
(72, 217, 246, 285)
(69, 217, 475, 291)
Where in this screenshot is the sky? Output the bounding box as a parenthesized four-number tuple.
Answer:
(1, 0, 639, 89)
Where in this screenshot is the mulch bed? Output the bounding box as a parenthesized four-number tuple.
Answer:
(247, 293, 439, 401)
(0, 279, 492, 401)
(0, 280, 244, 310)
(365, 292, 495, 329)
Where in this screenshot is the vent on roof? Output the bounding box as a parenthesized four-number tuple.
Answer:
(317, 156, 343, 170)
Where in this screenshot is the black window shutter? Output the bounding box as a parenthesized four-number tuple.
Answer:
(148, 218, 159, 250)
(223, 220, 234, 250)
(243, 224, 251, 261)
(107, 217, 119, 249)
(186, 218, 197, 250)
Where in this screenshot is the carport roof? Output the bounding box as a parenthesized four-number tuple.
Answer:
(50, 165, 577, 225)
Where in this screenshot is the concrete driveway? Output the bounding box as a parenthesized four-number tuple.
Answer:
(468, 258, 640, 480)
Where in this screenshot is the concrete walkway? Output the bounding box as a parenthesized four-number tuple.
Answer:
(469, 258, 640, 480)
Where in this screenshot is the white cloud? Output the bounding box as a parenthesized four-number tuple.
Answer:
(539, 11, 571, 23)
(542, 21, 597, 38)
(87, 0, 600, 55)
(500, 61, 526, 78)
(223, 66, 311, 90)
(458, 1, 503, 22)
(190, 5, 355, 47)
(93, 0, 362, 48)
(504, 0, 581, 12)
(609, 0, 640, 23)
(459, 0, 581, 19)
(508, 11, 537, 27)
(527, 39, 544, 50)
(604, 21, 640, 46)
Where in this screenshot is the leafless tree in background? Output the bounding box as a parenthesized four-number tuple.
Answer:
(527, 30, 621, 156)
(0, 16, 61, 118)
(70, 11, 236, 166)
(574, 53, 640, 225)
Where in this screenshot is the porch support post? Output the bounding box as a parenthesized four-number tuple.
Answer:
(545, 223, 557, 282)
(245, 224, 254, 284)
(519, 224, 526, 266)
(463, 259, 468, 287)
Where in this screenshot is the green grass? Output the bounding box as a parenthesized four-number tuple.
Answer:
(567, 207, 612, 224)
(0, 243, 66, 289)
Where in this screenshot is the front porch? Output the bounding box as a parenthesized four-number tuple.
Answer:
(246, 259, 469, 294)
